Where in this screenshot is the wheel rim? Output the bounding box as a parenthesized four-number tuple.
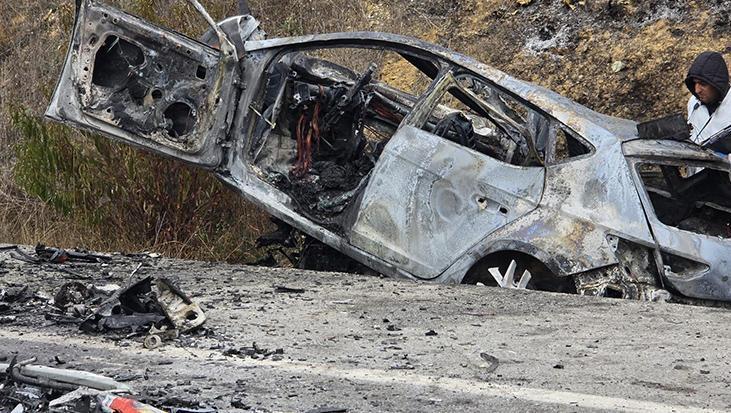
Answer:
(486, 259, 532, 289)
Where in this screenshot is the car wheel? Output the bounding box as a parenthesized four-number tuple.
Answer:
(483, 259, 531, 289)
(463, 252, 577, 294)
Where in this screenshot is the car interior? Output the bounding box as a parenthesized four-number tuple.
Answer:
(638, 163, 731, 238)
(247, 47, 590, 230)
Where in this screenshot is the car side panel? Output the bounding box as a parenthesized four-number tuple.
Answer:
(349, 125, 545, 279)
(438, 137, 655, 283)
(540, 137, 655, 245)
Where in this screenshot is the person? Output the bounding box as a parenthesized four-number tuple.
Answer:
(685, 51, 731, 147)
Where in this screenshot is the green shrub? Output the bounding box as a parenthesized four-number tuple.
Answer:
(11, 108, 268, 261)
(12, 109, 89, 216)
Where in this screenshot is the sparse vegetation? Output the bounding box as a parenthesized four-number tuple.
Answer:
(1, 0, 729, 260)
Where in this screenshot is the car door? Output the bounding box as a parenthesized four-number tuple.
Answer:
(349, 72, 546, 279)
(45, 0, 240, 168)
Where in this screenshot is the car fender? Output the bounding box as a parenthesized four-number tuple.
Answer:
(437, 206, 620, 284)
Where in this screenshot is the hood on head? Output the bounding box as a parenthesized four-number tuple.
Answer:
(685, 51, 730, 102)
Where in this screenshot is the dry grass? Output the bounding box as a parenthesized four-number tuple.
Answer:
(0, 0, 274, 260)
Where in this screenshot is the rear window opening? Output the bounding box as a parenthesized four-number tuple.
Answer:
(249, 47, 435, 229)
(553, 127, 591, 161)
(637, 163, 731, 238)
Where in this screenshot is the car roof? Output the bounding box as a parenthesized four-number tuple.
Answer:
(245, 31, 640, 145)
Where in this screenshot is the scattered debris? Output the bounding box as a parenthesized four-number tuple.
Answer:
(223, 342, 284, 360)
(35, 244, 111, 264)
(304, 407, 347, 413)
(53, 282, 92, 310)
(48, 391, 175, 413)
(48, 387, 108, 411)
(479, 353, 499, 373)
(389, 363, 415, 370)
(0, 285, 42, 325)
(155, 278, 206, 332)
(144, 326, 179, 350)
(1, 356, 220, 412)
(43, 274, 206, 348)
(9, 245, 111, 265)
(76, 276, 165, 334)
(273, 286, 306, 294)
(1, 357, 133, 392)
(1, 286, 30, 304)
(98, 394, 166, 413)
(425, 330, 438, 337)
(168, 408, 217, 413)
(0, 356, 136, 412)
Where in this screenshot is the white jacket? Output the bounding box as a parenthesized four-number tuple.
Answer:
(687, 92, 731, 147)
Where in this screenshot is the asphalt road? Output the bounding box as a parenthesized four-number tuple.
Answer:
(0, 247, 729, 412)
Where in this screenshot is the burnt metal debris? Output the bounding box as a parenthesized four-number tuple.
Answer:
(2, 245, 206, 342)
(9, 245, 112, 265)
(0, 357, 220, 412)
(48, 275, 207, 337)
(46, 0, 731, 305)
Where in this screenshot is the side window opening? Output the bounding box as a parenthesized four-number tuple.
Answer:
(637, 163, 731, 238)
(415, 74, 545, 167)
(454, 74, 592, 166)
(553, 126, 591, 162)
(421, 85, 526, 165)
(248, 47, 436, 225)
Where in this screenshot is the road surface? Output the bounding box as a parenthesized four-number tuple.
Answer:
(0, 247, 729, 412)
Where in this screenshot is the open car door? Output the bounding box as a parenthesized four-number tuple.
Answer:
(46, 0, 240, 168)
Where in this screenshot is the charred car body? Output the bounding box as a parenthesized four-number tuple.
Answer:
(47, 0, 731, 304)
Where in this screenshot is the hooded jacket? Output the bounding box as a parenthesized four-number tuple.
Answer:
(685, 51, 730, 105)
(686, 52, 731, 147)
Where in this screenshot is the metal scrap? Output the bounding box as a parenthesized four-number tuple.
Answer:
(10, 245, 111, 265)
(1, 357, 133, 392)
(45, 275, 206, 341)
(479, 353, 499, 374)
(155, 278, 206, 332)
(0, 357, 133, 412)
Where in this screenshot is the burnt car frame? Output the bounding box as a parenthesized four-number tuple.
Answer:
(47, 0, 731, 304)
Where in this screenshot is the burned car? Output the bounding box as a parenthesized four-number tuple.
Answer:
(47, 0, 731, 304)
